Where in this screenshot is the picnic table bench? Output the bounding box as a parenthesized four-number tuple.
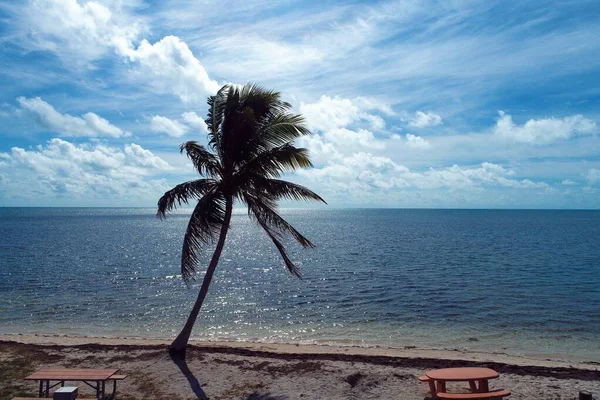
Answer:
(419, 367, 511, 399)
(23, 369, 126, 399)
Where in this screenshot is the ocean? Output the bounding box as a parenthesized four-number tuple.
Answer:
(0, 208, 598, 362)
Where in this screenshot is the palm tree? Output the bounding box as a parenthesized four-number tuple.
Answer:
(157, 83, 326, 352)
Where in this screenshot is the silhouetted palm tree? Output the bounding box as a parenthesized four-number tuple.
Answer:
(157, 83, 325, 352)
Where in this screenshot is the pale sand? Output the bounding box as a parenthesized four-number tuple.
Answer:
(1, 334, 599, 399)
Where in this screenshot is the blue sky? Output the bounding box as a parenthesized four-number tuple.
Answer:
(0, 0, 599, 208)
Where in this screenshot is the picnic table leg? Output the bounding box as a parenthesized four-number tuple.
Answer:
(102, 380, 106, 400)
(46, 380, 50, 397)
(436, 380, 446, 393)
(427, 379, 437, 397)
(38, 380, 43, 397)
(468, 380, 477, 392)
(478, 379, 489, 392)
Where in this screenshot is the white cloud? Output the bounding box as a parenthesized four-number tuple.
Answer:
(408, 111, 443, 128)
(181, 111, 208, 133)
(150, 112, 208, 138)
(405, 134, 431, 149)
(299, 95, 391, 132)
(300, 155, 548, 192)
(120, 36, 220, 103)
(123, 143, 171, 170)
(17, 97, 129, 138)
(15, 0, 140, 64)
(18, 1, 219, 103)
(0, 138, 171, 200)
(585, 168, 600, 184)
(403, 162, 548, 190)
(295, 134, 342, 165)
(300, 96, 360, 132)
(206, 34, 323, 78)
(561, 179, 577, 186)
(495, 111, 597, 145)
(362, 114, 386, 130)
(324, 128, 385, 150)
(150, 115, 189, 138)
(352, 97, 394, 116)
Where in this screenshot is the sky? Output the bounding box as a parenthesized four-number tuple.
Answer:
(0, 0, 599, 208)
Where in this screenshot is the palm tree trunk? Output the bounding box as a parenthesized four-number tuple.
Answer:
(170, 196, 233, 353)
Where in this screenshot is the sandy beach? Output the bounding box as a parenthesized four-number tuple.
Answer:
(1, 334, 598, 400)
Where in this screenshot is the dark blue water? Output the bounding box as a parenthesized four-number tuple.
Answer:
(0, 208, 599, 362)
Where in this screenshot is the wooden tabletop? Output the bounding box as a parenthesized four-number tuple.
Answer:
(25, 368, 119, 381)
(425, 367, 499, 381)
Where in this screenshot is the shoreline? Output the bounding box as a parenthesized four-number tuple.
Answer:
(2, 333, 598, 371)
(3, 334, 599, 399)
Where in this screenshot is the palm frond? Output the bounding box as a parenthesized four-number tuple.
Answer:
(180, 141, 222, 178)
(157, 179, 217, 219)
(181, 190, 226, 282)
(251, 197, 315, 248)
(244, 194, 303, 278)
(267, 230, 303, 279)
(206, 85, 230, 157)
(250, 178, 326, 204)
(235, 144, 313, 179)
(240, 84, 291, 119)
(244, 192, 315, 248)
(254, 113, 311, 150)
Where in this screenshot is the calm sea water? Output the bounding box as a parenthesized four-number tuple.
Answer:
(0, 208, 599, 362)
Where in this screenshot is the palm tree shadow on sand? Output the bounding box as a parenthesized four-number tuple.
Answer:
(168, 351, 287, 400)
(169, 351, 209, 400)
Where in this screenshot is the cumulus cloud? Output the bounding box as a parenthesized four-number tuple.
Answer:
(150, 115, 189, 138)
(299, 154, 547, 192)
(0, 138, 171, 199)
(324, 128, 385, 150)
(124, 143, 171, 170)
(17, 97, 129, 138)
(300, 96, 360, 131)
(362, 114, 386, 130)
(18, 1, 219, 102)
(181, 111, 208, 133)
(408, 111, 442, 128)
(150, 111, 210, 138)
(495, 111, 597, 145)
(295, 134, 342, 165)
(15, 0, 140, 64)
(405, 134, 431, 149)
(300, 95, 390, 132)
(120, 36, 220, 103)
(585, 168, 600, 184)
(352, 97, 394, 116)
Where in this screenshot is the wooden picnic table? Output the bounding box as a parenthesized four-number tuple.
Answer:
(423, 367, 510, 399)
(24, 368, 120, 399)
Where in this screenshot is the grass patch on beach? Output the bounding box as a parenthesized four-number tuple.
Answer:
(0, 356, 36, 399)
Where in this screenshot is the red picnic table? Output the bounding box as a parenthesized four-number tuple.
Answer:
(24, 368, 125, 399)
(421, 367, 511, 399)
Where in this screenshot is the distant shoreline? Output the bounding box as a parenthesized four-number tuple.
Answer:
(2, 333, 598, 371)
(1, 206, 599, 210)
